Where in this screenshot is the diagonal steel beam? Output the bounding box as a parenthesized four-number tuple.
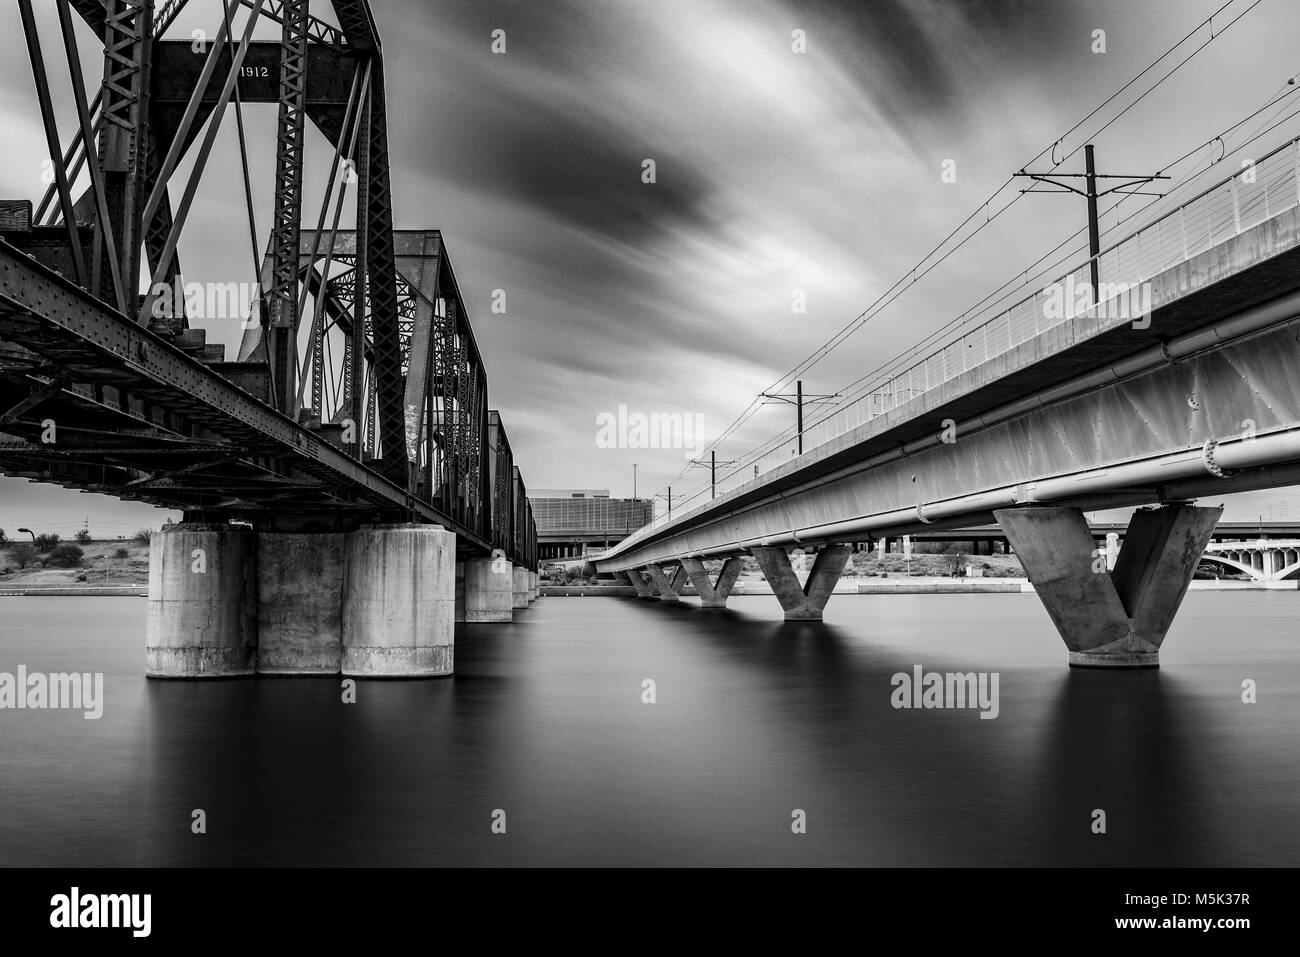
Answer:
(0, 379, 67, 426)
(18, 0, 88, 286)
(235, 0, 346, 48)
(137, 0, 268, 325)
(67, 0, 108, 36)
(56, 0, 126, 312)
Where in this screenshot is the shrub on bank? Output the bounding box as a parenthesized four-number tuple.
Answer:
(46, 543, 84, 568)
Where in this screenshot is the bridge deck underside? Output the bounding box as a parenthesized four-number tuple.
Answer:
(0, 240, 489, 546)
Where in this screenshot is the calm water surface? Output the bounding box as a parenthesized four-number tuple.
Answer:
(0, 592, 1296, 866)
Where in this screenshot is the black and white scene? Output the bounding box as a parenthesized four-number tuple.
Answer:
(0, 0, 1294, 910)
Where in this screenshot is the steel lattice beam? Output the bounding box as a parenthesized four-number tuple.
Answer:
(329, 0, 378, 52)
(355, 66, 406, 484)
(266, 0, 309, 415)
(68, 0, 109, 36)
(96, 0, 150, 313)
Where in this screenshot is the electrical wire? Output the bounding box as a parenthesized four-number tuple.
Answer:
(646, 0, 1270, 509)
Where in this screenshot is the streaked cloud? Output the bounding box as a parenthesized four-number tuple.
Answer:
(3, 0, 1300, 530)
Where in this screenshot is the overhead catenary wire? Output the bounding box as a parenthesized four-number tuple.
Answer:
(818, 76, 1300, 422)
(646, 0, 1268, 510)
(743, 103, 1300, 497)
(660, 61, 1300, 516)
(736, 101, 1300, 500)
(655, 0, 1263, 504)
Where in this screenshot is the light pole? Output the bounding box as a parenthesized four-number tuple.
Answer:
(16, 527, 35, 542)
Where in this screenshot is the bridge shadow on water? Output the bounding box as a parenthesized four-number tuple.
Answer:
(611, 598, 1235, 866)
(1026, 669, 1221, 867)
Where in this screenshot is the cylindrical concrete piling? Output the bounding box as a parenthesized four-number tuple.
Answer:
(146, 523, 256, 678)
(257, 533, 345, 675)
(342, 524, 456, 677)
(455, 561, 466, 623)
(512, 566, 529, 609)
(465, 559, 513, 622)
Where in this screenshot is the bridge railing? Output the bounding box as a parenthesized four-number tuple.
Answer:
(633, 135, 1300, 541)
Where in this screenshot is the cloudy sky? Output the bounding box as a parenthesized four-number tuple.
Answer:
(4, 0, 1300, 538)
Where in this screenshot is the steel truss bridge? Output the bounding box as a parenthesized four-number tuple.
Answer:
(0, 0, 536, 566)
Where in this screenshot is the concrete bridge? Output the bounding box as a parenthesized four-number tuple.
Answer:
(598, 134, 1300, 669)
(0, 0, 539, 678)
(1201, 540, 1300, 581)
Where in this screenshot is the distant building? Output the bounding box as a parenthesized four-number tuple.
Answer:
(529, 488, 653, 560)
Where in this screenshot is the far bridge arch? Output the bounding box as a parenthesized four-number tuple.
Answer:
(1196, 554, 1265, 581)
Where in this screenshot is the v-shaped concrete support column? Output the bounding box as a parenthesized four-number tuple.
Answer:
(617, 571, 646, 598)
(750, 544, 852, 620)
(645, 563, 686, 601)
(627, 570, 657, 600)
(679, 557, 743, 608)
(994, 504, 1221, 668)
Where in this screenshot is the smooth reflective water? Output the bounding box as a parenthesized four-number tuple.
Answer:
(0, 592, 1296, 866)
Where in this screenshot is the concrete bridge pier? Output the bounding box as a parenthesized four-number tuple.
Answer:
(679, 557, 743, 608)
(257, 532, 345, 675)
(146, 523, 257, 677)
(624, 570, 657, 599)
(994, 504, 1221, 668)
(464, 559, 514, 622)
(455, 562, 466, 623)
(512, 565, 530, 609)
(645, 563, 686, 602)
(342, 524, 456, 677)
(528, 571, 538, 602)
(750, 544, 852, 620)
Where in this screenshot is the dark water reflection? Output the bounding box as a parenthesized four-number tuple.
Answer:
(0, 592, 1296, 866)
